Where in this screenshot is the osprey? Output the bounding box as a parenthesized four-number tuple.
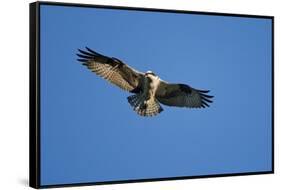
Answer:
(77, 47, 214, 117)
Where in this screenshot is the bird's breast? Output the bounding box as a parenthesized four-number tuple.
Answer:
(144, 76, 160, 98)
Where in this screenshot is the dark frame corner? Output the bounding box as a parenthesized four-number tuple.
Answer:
(30, 2, 40, 189)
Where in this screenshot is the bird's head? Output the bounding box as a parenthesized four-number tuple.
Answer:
(145, 71, 159, 81)
(145, 70, 157, 77)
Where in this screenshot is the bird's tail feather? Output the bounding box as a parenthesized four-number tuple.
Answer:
(127, 94, 163, 117)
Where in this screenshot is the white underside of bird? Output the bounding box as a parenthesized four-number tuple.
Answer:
(127, 72, 163, 116)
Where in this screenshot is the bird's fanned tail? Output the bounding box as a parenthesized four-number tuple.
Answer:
(127, 94, 163, 117)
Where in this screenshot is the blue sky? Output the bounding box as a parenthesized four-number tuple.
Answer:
(40, 4, 272, 185)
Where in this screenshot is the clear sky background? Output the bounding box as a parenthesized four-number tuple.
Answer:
(40, 4, 272, 186)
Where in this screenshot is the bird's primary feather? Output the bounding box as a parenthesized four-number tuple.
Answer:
(156, 82, 213, 108)
(77, 47, 144, 92)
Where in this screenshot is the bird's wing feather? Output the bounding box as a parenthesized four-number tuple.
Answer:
(156, 81, 213, 108)
(77, 47, 144, 92)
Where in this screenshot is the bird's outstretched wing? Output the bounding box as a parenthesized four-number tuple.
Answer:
(77, 47, 144, 92)
(156, 81, 214, 108)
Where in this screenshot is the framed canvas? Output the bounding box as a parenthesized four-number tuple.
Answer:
(29, 1, 274, 188)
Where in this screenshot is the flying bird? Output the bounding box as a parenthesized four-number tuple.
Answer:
(77, 47, 214, 117)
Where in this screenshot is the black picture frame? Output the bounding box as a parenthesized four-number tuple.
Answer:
(29, 1, 274, 189)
